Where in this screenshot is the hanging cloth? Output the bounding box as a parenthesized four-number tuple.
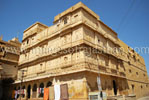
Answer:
(39, 88, 41, 94)
(44, 88, 49, 100)
(41, 88, 44, 94)
(60, 84, 69, 100)
(15, 90, 18, 99)
(12, 90, 15, 98)
(54, 84, 60, 100)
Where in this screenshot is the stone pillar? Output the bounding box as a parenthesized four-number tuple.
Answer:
(108, 58, 111, 72)
(44, 81, 46, 88)
(117, 80, 120, 96)
(83, 77, 88, 99)
(36, 83, 39, 98)
(30, 83, 33, 99)
(24, 85, 27, 100)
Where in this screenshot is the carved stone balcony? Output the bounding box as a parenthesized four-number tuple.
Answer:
(111, 69, 118, 75)
(0, 52, 4, 57)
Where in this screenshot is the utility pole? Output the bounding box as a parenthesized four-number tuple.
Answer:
(96, 49, 103, 100)
(19, 70, 27, 100)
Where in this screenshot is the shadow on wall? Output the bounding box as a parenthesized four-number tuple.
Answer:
(86, 71, 129, 96)
(0, 78, 14, 100)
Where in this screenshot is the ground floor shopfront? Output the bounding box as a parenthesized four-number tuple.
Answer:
(13, 72, 136, 100)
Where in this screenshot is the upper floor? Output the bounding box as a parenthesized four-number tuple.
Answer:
(0, 37, 21, 79)
(17, 2, 148, 83)
(0, 37, 21, 62)
(21, 2, 118, 51)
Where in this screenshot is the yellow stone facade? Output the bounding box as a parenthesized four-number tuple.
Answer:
(0, 37, 21, 100)
(14, 2, 149, 100)
(0, 37, 21, 79)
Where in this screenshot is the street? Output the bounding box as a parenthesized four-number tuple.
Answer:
(138, 96, 149, 100)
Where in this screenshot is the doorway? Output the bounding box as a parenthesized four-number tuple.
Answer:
(131, 84, 134, 94)
(27, 85, 31, 99)
(113, 80, 117, 95)
(46, 81, 52, 87)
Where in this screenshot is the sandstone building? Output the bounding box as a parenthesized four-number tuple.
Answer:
(14, 2, 149, 100)
(0, 37, 21, 100)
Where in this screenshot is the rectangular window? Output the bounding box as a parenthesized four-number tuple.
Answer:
(74, 14, 78, 18)
(131, 84, 134, 93)
(105, 59, 109, 66)
(129, 69, 132, 73)
(98, 39, 100, 44)
(136, 72, 138, 75)
(143, 73, 146, 76)
(64, 17, 67, 24)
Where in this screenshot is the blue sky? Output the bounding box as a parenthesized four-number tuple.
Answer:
(0, 0, 149, 74)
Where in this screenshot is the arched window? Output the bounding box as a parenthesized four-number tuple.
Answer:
(18, 86, 20, 90)
(14, 87, 16, 90)
(46, 81, 52, 87)
(27, 39, 29, 44)
(39, 83, 44, 98)
(27, 85, 31, 99)
(22, 86, 25, 89)
(32, 84, 37, 98)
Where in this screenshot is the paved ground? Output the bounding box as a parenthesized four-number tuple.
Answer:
(137, 96, 149, 100)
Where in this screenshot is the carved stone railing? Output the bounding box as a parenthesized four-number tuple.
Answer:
(0, 57, 18, 63)
(22, 17, 83, 50)
(16, 59, 127, 83)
